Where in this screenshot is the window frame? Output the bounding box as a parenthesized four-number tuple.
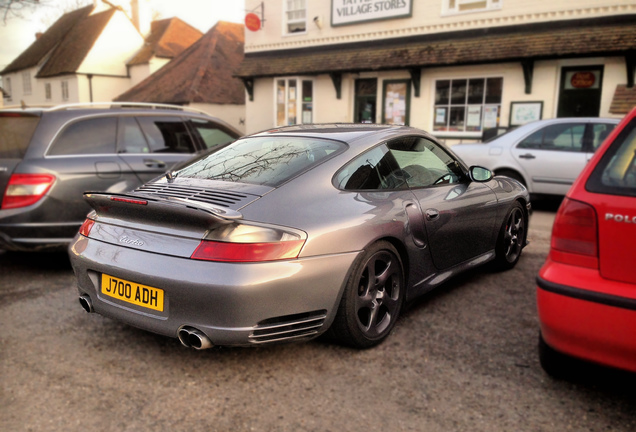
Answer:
(274, 77, 315, 127)
(283, 0, 307, 36)
(442, 0, 502, 16)
(22, 71, 32, 95)
(432, 76, 503, 138)
(61, 81, 69, 101)
(3, 77, 11, 101)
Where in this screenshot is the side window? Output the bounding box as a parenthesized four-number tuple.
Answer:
(587, 120, 636, 195)
(388, 137, 464, 188)
(188, 119, 237, 150)
(136, 117, 196, 154)
(335, 145, 406, 191)
(518, 123, 585, 152)
(591, 123, 616, 151)
(117, 117, 149, 154)
(48, 117, 117, 156)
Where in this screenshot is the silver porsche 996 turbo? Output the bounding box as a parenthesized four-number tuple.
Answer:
(69, 124, 530, 349)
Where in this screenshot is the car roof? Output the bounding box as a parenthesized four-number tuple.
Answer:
(248, 123, 433, 144)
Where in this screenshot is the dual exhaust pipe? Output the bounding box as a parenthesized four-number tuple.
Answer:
(178, 326, 213, 350)
(78, 295, 213, 350)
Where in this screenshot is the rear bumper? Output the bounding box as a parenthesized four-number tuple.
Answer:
(69, 235, 358, 346)
(536, 259, 636, 373)
(0, 222, 79, 251)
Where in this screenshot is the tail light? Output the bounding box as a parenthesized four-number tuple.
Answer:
(550, 197, 598, 269)
(191, 222, 306, 262)
(79, 218, 95, 237)
(1, 174, 56, 209)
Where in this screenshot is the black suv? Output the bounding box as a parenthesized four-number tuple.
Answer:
(0, 103, 241, 251)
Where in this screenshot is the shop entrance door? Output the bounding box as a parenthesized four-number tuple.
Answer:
(557, 66, 604, 118)
(354, 79, 377, 123)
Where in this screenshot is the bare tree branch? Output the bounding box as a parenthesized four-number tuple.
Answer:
(1, 0, 42, 24)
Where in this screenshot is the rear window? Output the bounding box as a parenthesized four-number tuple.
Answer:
(177, 136, 344, 187)
(48, 117, 117, 155)
(586, 119, 636, 197)
(0, 115, 40, 158)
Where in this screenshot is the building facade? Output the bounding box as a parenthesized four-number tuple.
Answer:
(237, 0, 636, 142)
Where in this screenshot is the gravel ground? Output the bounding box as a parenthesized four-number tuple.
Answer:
(1, 207, 635, 431)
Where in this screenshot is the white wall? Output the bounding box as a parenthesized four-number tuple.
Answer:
(244, 0, 636, 53)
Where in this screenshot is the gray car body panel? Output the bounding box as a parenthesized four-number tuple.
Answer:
(69, 124, 530, 346)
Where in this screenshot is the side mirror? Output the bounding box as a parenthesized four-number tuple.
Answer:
(469, 166, 493, 182)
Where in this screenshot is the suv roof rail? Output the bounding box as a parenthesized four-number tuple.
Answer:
(46, 102, 209, 116)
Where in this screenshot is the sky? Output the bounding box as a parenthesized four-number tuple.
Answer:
(0, 0, 245, 70)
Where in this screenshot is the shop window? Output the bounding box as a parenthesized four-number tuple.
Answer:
(3, 77, 11, 101)
(276, 78, 313, 126)
(433, 77, 502, 135)
(382, 80, 411, 126)
(61, 81, 69, 101)
(284, 0, 306, 34)
(45, 83, 52, 101)
(443, 0, 502, 15)
(22, 71, 32, 95)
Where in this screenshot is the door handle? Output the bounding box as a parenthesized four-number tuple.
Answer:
(425, 209, 440, 221)
(518, 153, 536, 160)
(144, 159, 166, 168)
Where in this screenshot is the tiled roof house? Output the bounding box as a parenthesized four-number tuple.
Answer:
(0, 2, 202, 107)
(116, 21, 246, 132)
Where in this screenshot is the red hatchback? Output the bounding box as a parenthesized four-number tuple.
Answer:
(537, 107, 636, 375)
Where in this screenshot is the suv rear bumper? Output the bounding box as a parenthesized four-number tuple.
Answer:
(537, 260, 636, 373)
(0, 222, 79, 251)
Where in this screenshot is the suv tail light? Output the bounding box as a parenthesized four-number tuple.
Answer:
(2, 174, 56, 209)
(191, 222, 306, 262)
(550, 197, 598, 269)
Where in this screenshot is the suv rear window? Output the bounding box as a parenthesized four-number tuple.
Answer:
(0, 114, 40, 158)
(48, 117, 117, 155)
(586, 119, 636, 197)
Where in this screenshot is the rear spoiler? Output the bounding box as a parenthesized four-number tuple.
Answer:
(83, 192, 242, 228)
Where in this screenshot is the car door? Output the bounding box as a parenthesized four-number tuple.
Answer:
(387, 137, 499, 270)
(510, 122, 588, 195)
(41, 116, 134, 226)
(116, 115, 200, 184)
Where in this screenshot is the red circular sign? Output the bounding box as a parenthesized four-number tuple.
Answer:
(570, 72, 596, 89)
(245, 13, 261, 32)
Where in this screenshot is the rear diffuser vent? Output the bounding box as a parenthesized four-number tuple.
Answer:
(135, 184, 257, 209)
(249, 310, 327, 344)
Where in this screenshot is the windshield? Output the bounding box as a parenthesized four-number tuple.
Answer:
(177, 136, 344, 187)
(0, 114, 40, 159)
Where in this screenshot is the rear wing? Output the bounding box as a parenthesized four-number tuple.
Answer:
(83, 192, 242, 229)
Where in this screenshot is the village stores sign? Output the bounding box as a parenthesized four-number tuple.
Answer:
(331, 0, 413, 26)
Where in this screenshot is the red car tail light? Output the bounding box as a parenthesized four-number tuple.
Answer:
(79, 218, 95, 237)
(550, 197, 598, 269)
(1, 173, 56, 209)
(191, 222, 306, 262)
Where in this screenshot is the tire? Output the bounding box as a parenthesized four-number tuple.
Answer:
(328, 241, 405, 349)
(491, 201, 527, 271)
(496, 169, 525, 187)
(538, 333, 570, 379)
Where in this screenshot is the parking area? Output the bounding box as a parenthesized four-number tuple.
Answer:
(1, 206, 635, 432)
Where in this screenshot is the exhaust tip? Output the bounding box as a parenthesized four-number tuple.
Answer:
(79, 295, 94, 313)
(177, 326, 213, 350)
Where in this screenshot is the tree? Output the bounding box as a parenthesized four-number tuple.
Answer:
(1, 0, 42, 23)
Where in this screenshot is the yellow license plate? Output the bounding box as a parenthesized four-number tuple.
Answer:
(101, 274, 164, 312)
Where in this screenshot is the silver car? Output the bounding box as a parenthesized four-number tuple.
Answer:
(452, 118, 619, 197)
(69, 124, 530, 349)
